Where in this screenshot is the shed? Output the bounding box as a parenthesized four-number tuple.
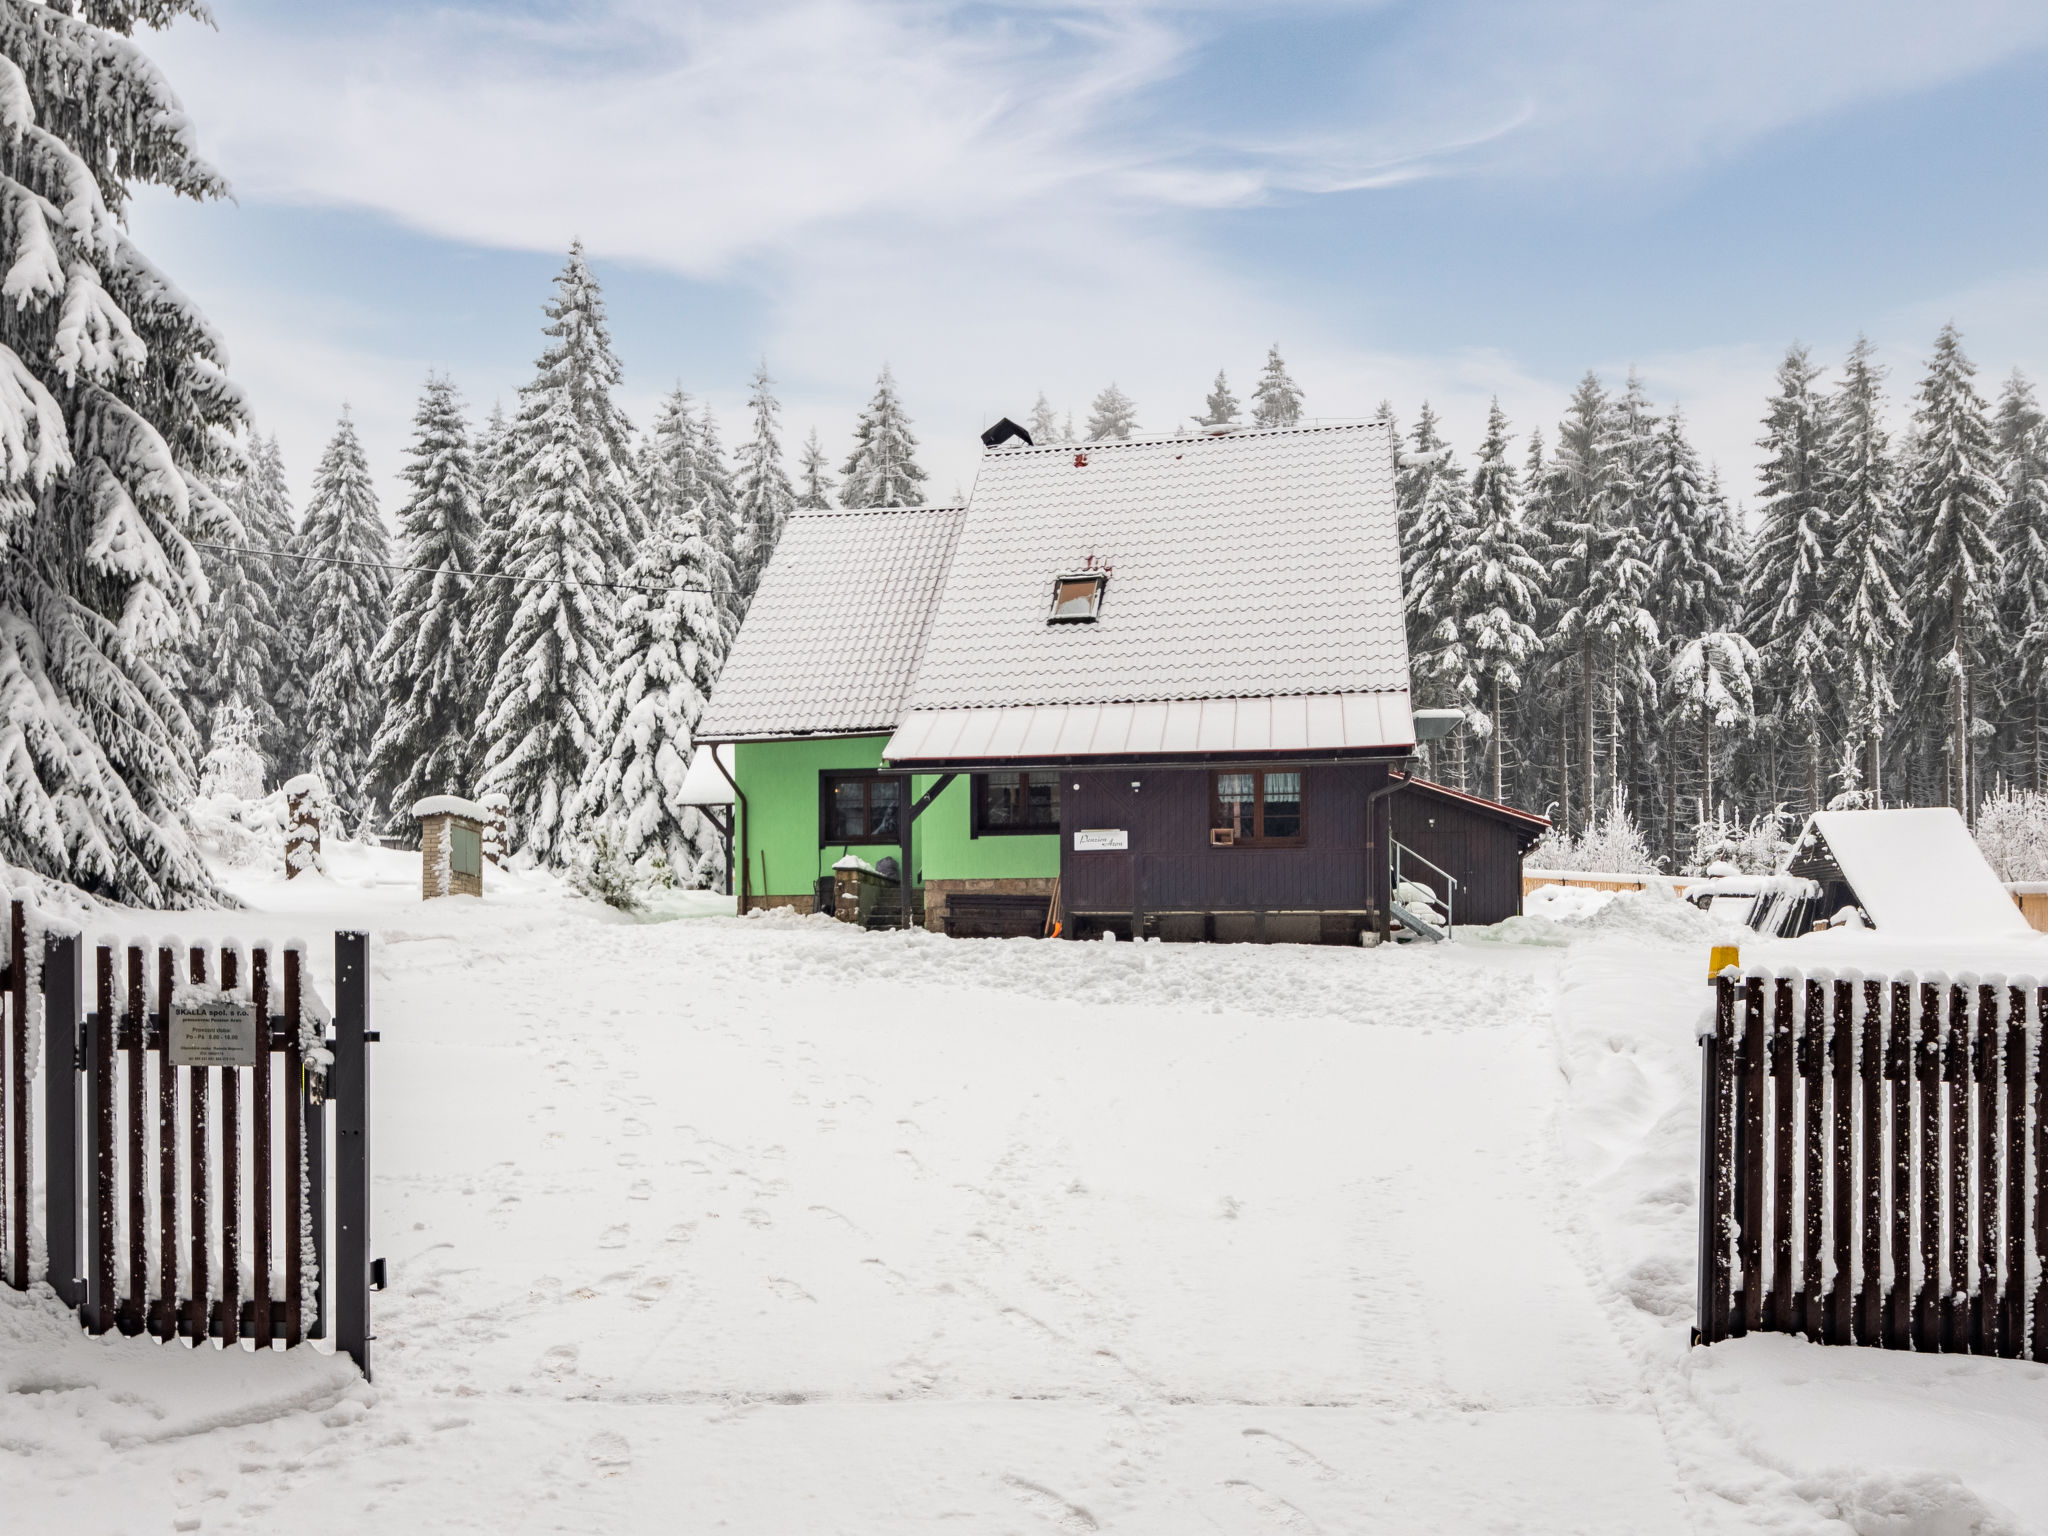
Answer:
(1387, 773, 1550, 927)
(413, 795, 486, 899)
(1786, 808, 2029, 937)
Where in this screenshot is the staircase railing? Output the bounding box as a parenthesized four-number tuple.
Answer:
(1391, 841, 1458, 937)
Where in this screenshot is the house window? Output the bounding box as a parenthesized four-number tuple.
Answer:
(1048, 573, 1106, 623)
(823, 774, 901, 842)
(1211, 769, 1306, 847)
(974, 771, 1061, 834)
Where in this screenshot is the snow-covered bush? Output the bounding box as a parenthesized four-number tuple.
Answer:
(198, 704, 266, 802)
(1686, 807, 1795, 876)
(185, 789, 291, 871)
(568, 828, 646, 912)
(1528, 789, 1658, 874)
(1975, 785, 2048, 881)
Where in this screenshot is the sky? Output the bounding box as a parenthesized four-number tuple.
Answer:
(128, 0, 2048, 519)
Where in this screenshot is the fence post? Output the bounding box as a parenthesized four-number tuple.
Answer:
(1697, 974, 1734, 1345)
(42, 932, 80, 1305)
(334, 930, 373, 1381)
(88, 943, 113, 1335)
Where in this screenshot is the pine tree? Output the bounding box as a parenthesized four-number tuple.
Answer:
(298, 411, 392, 826)
(0, 1, 248, 902)
(1085, 383, 1139, 441)
(1748, 344, 1834, 815)
(184, 443, 286, 779)
(794, 426, 835, 510)
(840, 365, 928, 507)
(466, 402, 520, 729)
(1646, 409, 1736, 641)
(1901, 324, 2003, 817)
(241, 434, 300, 774)
(641, 391, 737, 664)
(1396, 402, 1448, 578)
(1455, 400, 1545, 800)
(1995, 370, 2048, 789)
(480, 251, 639, 863)
(368, 375, 482, 823)
(586, 486, 722, 884)
(1820, 336, 1906, 801)
(1029, 392, 1062, 446)
(1196, 370, 1239, 427)
(1251, 345, 1304, 427)
(1401, 414, 1475, 781)
(732, 362, 796, 614)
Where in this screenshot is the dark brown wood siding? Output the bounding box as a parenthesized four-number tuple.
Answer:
(1388, 788, 1528, 925)
(1059, 762, 1391, 917)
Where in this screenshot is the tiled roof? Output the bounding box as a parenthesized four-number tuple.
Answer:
(903, 422, 1408, 711)
(695, 505, 966, 741)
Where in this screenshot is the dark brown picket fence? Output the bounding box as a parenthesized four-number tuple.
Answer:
(0, 899, 378, 1380)
(1698, 968, 2044, 1356)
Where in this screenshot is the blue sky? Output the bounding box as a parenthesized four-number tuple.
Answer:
(129, 0, 2048, 515)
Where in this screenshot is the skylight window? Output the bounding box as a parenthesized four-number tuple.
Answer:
(1049, 572, 1106, 623)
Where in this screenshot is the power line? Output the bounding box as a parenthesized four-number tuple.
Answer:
(191, 540, 708, 597)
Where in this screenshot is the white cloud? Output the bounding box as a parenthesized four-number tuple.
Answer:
(127, 1, 2048, 511)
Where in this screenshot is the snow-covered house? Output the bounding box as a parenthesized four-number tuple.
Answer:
(694, 420, 1545, 940)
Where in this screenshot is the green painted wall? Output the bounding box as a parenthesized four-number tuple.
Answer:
(916, 772, 1060, 879)
(733, 737, 1058, 897)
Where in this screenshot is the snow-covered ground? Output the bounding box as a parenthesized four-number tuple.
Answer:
(6, 856, 2048, 1533)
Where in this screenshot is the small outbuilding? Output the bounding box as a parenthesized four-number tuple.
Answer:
(1786, 807, 2030, 937)
(413, 795, 487, 900)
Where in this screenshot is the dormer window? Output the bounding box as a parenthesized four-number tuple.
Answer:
(1049, 572, 1106, 624)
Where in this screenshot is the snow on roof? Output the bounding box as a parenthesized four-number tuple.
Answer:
(411, 795, 486, 821)
(1799, 808, 2031, 938)
(677, 743, 735, 805)
(905, 422, 1409, 713)
(695, 505, 966, 742)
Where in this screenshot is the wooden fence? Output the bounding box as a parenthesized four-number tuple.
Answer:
(0, 900, 378, 1379)
(1698, 967, 2045, 1356)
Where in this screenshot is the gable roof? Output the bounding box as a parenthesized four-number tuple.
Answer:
(1789, 808, 2030, 937)
(883, 421, 1412, 763)
(694, 504, 965, 742)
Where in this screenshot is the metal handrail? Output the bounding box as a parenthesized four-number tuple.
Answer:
(1391, 840, 1458, 936)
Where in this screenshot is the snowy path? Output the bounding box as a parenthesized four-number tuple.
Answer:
(10, 865, 2048, 1531)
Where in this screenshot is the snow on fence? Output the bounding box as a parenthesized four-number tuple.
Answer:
(1698, 966, 2048, 1358)
(0, 898, 379, 1380)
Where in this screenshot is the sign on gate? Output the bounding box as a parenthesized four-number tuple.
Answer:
(169, 997, 258, 1067)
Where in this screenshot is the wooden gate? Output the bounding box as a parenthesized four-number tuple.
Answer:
(0, 899, 378, 1380)
(1698, 967, 2044, 1357)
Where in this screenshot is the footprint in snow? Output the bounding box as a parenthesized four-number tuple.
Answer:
(1001, 1476, 1098, 1532)
(586, 1431, 631, 1474)
(599, 1225, 629, 1249)
(1224, 1480, 1320, 1532)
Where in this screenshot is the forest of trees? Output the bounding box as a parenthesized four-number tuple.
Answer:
(1396, 328, 2048, 873)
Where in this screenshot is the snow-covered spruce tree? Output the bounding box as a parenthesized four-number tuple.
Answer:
(1819, 336, 1905, 802)
(1028, 391, 1062, 446)
(1455, 399, 1544, 801)
(731, 361, 795, 616)
(367, 374, 482, 826)
(1085, 382, 1139, 442)
(840, 365, 928, 507)
(1900, 324, 2002, 818)
(183, 453, 285, 777)
(1747, 344, 1834, 815)
(793, 425, 835, 510)
(640, 389, 736, 665)
(1401, 426, 1476, 784)
(1994, 370, 2048, 790)
(481, 250, 642, 865)
(1548, 373, 1639, 831)
(240, 433, 300, 773)
(297, 411, 391, 827)
(464, 401, 521, 734)
(0, 0, 250, 903)
(1250, 344, 1304, 427)
(1669, 631, 1757, 825)
(1396, 401, 1448, 599)
(1196, 370, 1239, 427)
(585, 484, 721, 886)
(1646, 409, 1739, 644)
(197, 700, 264, 802)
